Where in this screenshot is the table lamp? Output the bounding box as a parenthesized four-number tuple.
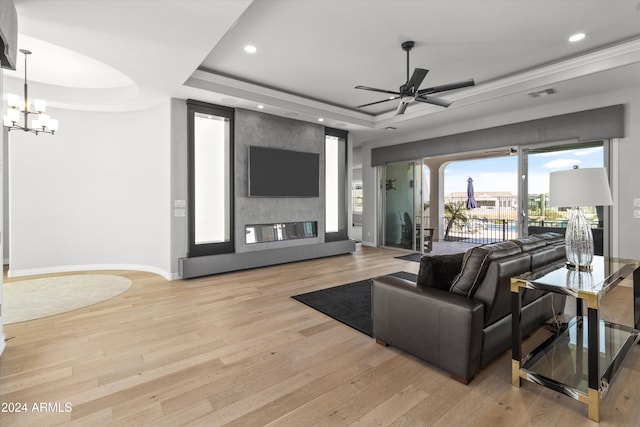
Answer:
(548, 166, 613, 270)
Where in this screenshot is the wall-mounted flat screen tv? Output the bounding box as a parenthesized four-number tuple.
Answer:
(249, 146, 319, 197)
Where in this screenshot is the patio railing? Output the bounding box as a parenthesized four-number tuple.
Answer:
(442, 217, 519, 244)
(441, 196, 602, 245)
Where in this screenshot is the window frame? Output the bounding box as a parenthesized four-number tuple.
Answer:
(187, 99, 235, 257)
(324, 127, 349, 242)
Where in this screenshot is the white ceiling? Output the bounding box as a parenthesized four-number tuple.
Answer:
(6, 0, 640, 144)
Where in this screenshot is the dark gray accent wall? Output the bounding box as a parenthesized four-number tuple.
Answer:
(180, 240, 355, 279)
(180, 107, 356, 277)
(371, 105, 625, 166)
(235, 109, 325, 253)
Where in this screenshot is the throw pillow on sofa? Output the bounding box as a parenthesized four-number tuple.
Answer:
(416, 253, 465, 291)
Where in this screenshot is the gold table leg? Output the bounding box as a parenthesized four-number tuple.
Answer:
(587, 388, 600, 422)
(511, 360, 521, 387)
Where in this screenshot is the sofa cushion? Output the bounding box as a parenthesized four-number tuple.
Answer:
(534, 232, 564, 244)
(512, 235, 546, 251)
(530, 242, 566, 268)
(450, 241, 522, 297)
(417, 253, 465, 291)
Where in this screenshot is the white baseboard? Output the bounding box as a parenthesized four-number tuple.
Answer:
(7, 264, 174, 281)
(360, 240, 376, 247)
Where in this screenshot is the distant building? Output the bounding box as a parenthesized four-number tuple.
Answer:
(446, 191, 518, 219)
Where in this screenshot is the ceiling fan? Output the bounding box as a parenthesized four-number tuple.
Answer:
(355, 41, 475, 115)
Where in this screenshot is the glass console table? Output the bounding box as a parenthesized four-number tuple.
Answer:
(511, 256, 640, 422)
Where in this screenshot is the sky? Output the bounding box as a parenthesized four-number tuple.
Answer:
(441, 146, 604, 195)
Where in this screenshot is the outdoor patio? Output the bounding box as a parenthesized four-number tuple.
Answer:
(428, 239, 479, 255)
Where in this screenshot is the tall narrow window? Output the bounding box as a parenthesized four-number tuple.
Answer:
(325, 128, 348, 241)
(187, 100, 234, 256)
(325, 135, 339, 233)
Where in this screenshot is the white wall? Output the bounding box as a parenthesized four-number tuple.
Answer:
(362, 85, 640, 260)
(170, 99, 188, 276)
(614, 89, 640, 259)
(8, 101, 173, 279)
(3, 127, 7, 263)
(1, 68, 6, 355)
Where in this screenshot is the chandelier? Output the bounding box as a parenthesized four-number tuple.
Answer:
(3, 49, 58, 135)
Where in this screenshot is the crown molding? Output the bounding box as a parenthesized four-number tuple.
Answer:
(186, 38, 640, 130)
(185, 69, 374, 127)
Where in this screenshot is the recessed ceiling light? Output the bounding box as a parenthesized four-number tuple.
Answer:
(244, 45, 257, 53)
(318, 118, 324, 122)
(257, 104, 264, 109)
(569, 33, 586, 43)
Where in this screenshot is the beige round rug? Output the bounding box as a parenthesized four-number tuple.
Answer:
(3, 274, 132, 324)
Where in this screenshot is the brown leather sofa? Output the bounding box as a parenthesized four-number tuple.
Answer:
(372, 233, 567, 384)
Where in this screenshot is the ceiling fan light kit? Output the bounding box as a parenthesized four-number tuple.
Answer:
(355, 40, 475, 115)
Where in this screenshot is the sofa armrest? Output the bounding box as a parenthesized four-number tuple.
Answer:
(372, 275, 484, 382)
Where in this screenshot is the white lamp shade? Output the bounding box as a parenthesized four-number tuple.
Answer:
(48, 119, 59, 132)
(6, 94, 20, 109)
(33, 99, 46, 113)
(7, 108, 20, 122)
(549, 167, 613, 208)
(38, 114, 50, 127)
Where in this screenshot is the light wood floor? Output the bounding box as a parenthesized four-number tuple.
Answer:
(1, 246, 639, 426)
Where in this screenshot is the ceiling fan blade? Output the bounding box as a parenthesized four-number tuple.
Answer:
(403, 68, 428, 95)
(418, 78, 475, 95)
(355, 97, 399, 108)
(415, 95, 453, 108)
(355, 85, 401, 95)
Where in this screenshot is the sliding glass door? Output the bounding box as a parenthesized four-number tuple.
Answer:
(380, 161, 423, 251)
(522, 141, 608, 255)
(376, 141, 610, 255)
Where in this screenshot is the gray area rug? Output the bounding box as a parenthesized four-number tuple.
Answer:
(3, 274, 132, 324)
(292, 271, 417, 337)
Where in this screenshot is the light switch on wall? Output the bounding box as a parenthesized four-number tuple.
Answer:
(634, 198, 640, 208)
(174, 199, 186, 208)
(634, 210, 640, 219)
